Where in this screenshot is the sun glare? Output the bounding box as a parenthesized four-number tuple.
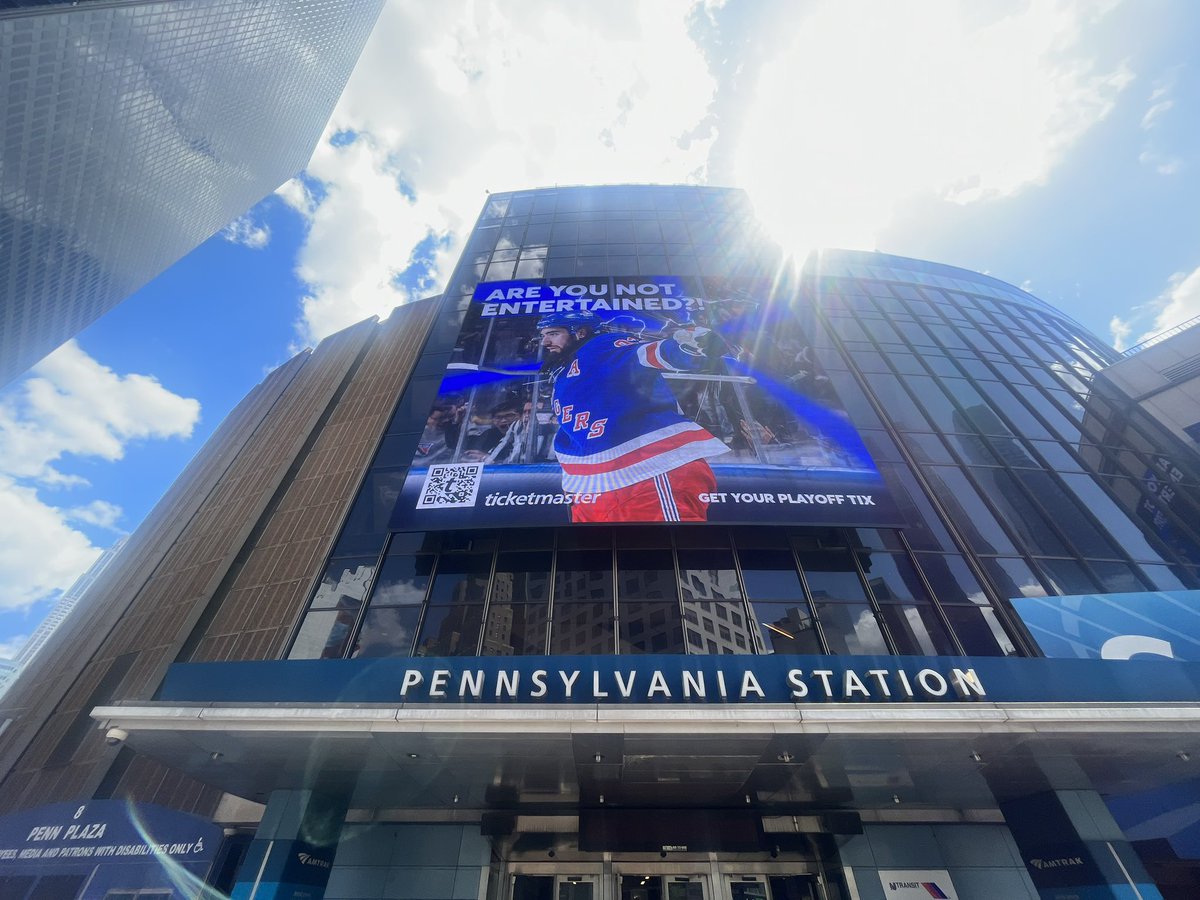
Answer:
(734, 0, 1128, 261)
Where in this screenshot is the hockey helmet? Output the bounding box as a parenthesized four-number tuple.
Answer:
(535, 310, 600, 336)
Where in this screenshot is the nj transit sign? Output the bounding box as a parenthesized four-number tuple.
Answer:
(391, 276, 898, 529)
(1010, 589, 1200, 661)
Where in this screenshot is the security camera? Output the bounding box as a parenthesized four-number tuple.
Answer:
(105, 727, 128, 746)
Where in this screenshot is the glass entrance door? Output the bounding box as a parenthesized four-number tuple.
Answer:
(726, 875, 820, 900)
(513, 874, 599, 900)
(620, 873, 707, 900)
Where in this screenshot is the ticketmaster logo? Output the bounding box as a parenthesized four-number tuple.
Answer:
(887, 883, 949, 899)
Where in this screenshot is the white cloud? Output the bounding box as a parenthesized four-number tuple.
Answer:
(1111, 264, 1200, 349)
(287, 0, 716, 345)
(1137, 73, 1181, 174)
(0, 342, 199, 610)
(66, 500, 124, 531)
(221, 214, 271, 249)
(1122, 265, 1200, 347)
(0, 477, 101, 610)
(0, 340, 200, 483)
(0, 634, 29, 660)
(1109, 314, 1135, 352)
(734, 0, 1133, 257)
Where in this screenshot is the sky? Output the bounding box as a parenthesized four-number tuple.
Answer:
(1, 0, 1199, 659)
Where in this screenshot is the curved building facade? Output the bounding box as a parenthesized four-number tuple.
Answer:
(1, 185, 1199, 900)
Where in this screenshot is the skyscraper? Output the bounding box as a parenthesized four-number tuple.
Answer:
(1, 185, 1199, 899)
(0, 0, 385, 386)
(0, 537, 127, 699)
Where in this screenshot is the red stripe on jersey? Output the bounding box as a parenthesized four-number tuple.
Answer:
(644, 341, 665, 369)
(560, 427, 715, 476)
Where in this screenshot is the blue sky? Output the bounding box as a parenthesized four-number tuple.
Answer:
(1, 0, 1199, 657)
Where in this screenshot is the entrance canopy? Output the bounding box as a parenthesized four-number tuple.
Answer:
(93, 697, 1200, 815)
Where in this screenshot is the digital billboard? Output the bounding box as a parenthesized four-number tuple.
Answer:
(392, 276, 897, 528)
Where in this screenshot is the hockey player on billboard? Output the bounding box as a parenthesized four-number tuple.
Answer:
(391, 276, 898, 530)
(536, 311, 730, 522)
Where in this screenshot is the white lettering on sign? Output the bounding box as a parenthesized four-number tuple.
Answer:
(389, 666, 986, 703)
(1100, 635, 1175, 660)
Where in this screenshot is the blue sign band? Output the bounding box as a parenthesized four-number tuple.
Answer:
(158, 655, 1200, 706)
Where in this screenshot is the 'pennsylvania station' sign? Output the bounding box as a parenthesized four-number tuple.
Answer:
(159, 654, 1200, 706)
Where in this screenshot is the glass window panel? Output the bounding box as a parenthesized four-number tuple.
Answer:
(426, 553, 491, 605)
(862, 373, 930, 430)
(1013, 385, 1082, 443)
(915, 554, 991, 605)
(749, 601, 822, 654)
(552, 222, 579, 242)
(678, 548, 742, 601)
(1028, 440, 1085, 472)
(370, 554, 433, 606)
(617, 548, 678, 600)
(554, 548, 613, 602)
(973, 381, 1052, 439)
(550, 602, 615, 654)
(904, 375, 964, 432)
(1058, 472, 1169, 563)
(1138, 564, 1192, 591)
(941, 605, 1017, 656)
(288, 610, 358, 659)
(903, 433, 954, 464)
(481, 602, 548, 656)
(879, 464, 957, 551)
(852, 528, 905, 551)
(800, 550, 871, 602)
(850, 350, 889, 373)
(1088, 560, 1146, 593)
(922, 467, 1018, 554)
(353, 606, 421, 658)
(615, 526, 672, 547)
(924, 355, 961, 377)
(485, 260, 514, 281)
(607, 220, 635, 241)
(863, 318, 902, 343)
(524, 223, 551, 244)
(492, 551, 552, 603)
(828, 316, 867, 341)
(968, 468, 1069, 555)
(886, 351, 926, 375)
(814, 601, 888, 654)
(416, 605, 483, 656)
(310, 557, 376, 610)
(738, 549, 804, 600)
(675, 526, 731, 549)
(980, 556, 1049, 601)
(857, 552, 931, 603)
(619, 602, 685, 654)
(514, 258, 545, 279)
(826, 372, 884, 429)
(1035, 558, 1100, 594)
(880, 603, 958, 655)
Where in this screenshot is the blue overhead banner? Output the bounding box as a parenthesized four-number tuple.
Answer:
(159, 654, 1200, 706)
(1010, 590, 1200, 661)
(392, 276, 898, 529)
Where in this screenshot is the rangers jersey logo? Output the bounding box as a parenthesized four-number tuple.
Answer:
(566, 359, 581, 377)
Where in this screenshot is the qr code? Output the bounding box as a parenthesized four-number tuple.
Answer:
(418, 463, 483, 508)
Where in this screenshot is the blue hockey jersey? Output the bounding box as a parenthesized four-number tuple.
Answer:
(550, 332, 729, 493)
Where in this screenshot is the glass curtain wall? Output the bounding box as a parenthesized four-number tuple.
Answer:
(281, 187, 1200, 664)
